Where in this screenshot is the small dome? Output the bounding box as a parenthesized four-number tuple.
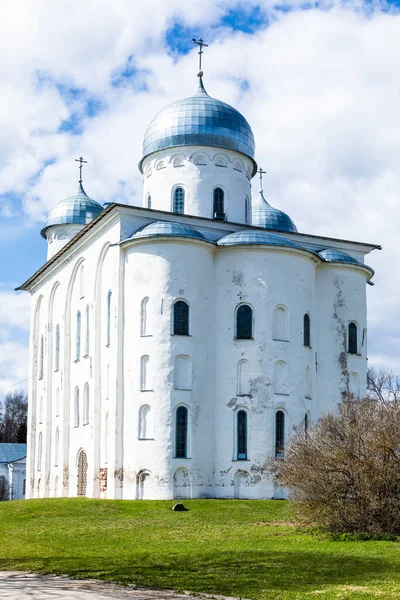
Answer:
(139, 78, 256, 175)
(318, 249, 360, 265)
(41, 183, 103, 238)
(217, 229, 302, 248)
(252, 189, 297, 233)
(131, 221, 207, 242)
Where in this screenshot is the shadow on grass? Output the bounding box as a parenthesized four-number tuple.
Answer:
(0, 547, 395, 598)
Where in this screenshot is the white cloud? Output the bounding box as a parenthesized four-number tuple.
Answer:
(0, 0, 399, 380)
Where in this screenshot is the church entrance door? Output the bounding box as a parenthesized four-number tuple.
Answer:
(77, 450, 88, 496)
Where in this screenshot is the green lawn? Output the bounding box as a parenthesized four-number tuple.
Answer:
(0, 499, 399, 599)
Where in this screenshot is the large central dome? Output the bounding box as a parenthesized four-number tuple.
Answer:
(139, 78, 256, 174)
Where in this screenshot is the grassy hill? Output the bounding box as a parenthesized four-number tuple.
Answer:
(0, 498, 399, 599)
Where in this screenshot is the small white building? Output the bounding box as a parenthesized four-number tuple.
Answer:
(19, 68, 380, 501)
(0, 444, 27, 500)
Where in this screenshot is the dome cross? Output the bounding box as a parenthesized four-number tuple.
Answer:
(258, 167, 266, 190)
(75, 156, 87, 184)
(192, 37, 208, 76)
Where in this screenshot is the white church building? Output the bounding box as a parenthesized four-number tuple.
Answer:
(19, 54, 380, 500)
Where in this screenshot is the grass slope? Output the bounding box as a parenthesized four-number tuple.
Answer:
(0, 498, 399, 599)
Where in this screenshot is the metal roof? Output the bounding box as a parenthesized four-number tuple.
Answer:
(131, 221, 207, 242)
(252, 189, 297, 233)
(318, 248, 361, 264)
(217, 229, 302, 248)
(139, 78, 257, 175)
(0, 443, 27, 463)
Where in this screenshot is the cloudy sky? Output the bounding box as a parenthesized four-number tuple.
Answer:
(0, 0, 399, 399)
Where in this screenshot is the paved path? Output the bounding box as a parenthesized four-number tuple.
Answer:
(0, 571, 243, 600)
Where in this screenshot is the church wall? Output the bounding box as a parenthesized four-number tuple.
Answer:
(213, 247, 318, 498)
(141, 146, 254, 224)
(122, 238, 216, 499)
(315, 265, 368, 414)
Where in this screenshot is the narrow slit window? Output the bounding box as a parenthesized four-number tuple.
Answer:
(55, 324, 60, 371)
(106, 291, 112, 346)
(85, 305, 89, 355)
(173, 301, 189, 336)
(237, 410, 248, 459)
(236, 304, 253, 340)
(303, 314, 310, 347)
(39, 335, 44, 379)
(213, 188, 224, 218)
(175, 406, 188, 458)
(76, 311, 81, 360)
(275, 411, 285, 458)
(74, 388, 80, 427)
(348, 322, 358, 354)
(147, 194, 151, 209)
(173, 187, 184, 214)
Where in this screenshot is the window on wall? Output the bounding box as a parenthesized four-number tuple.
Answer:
(237, 360, 250, 395)
(146, 194, 151, 209)
(236, 304, 253, 340)
(37, 432, 42, 471)
(106, 291, 112, 346)
(140, 355, 150, 391)
(305, 366, 311, 399)
(175, 406, 188, 458)
(348, 322, 358, 354)
(273, 306, 288, 341)
(55, 324, 60, 371)
(173, 187, 185, 214)
(140, 297, 150, 336)
(76, 311, 81, 360)
(74, 388, 80, 427)
(213, 187, 225, 219)
(79, 265, 85, 298)
(245, 196, 250, 224)
(275, 411, 285, 458)
(237, 410, 248, 459)
(274, 361, 287, 395)
(303, 314, 311, 347)
(39, 335, 44, 379)
(139, 404, 153, 439)
(304, 413, 309, 439)
(83, 384, 89, 425)
(85, 305, 89, 356)
(173, 300, 189, 336)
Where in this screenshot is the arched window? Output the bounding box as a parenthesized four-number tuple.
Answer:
(174, 355, 191, 390)
(76, 311, 81, 360)
(305, 366, 311, 399)
(140, 355, 150, 391)
(54, 427, 59, 466)
(140, 297, 150, 336)
(106, 291, 112, 346)
(213, 187, 224, 219)
(74, 388, 80, 427)
(236, 304, 253, 340)
(139, 404, 153, 439)
(55, 324, 60, 371)
(273, 306, 288, 341)
(173, 187, 185, 214)
(275, 411, 285, 458)
(39, 335, 44, 379)
(245, 196, 250, 225)
(85, 304, 89, 356)
(237, 410, 248, 460)
(237, 360, 250, 395)
(303, 313, 310, 347)
(348, 322, 358, 354)
(274, 361, 287, 395)
(83, 384, 89, 425)
(146, 194, 151, 209)
(37, 432, 42, 471)
(173, 300, 189, 336)
(175, 406, 188, 458)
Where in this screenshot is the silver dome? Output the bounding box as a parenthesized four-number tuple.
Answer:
(139, 78, 257, 175)
(217, 229, 302, 248)
(131, 221, 207, 242)
(41, 183, 103, 238)
(318, 248, 360, 264)
(252, 189, 297, 233)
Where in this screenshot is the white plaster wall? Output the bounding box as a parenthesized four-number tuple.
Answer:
(214, 247, 318, 498)
(45, 225, 85, 260)
(122, 238, 216, 499)
(141, 146, 254, 224)
(315, 264, 369, 415)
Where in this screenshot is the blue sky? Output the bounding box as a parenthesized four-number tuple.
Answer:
(1, 0, 400, 397)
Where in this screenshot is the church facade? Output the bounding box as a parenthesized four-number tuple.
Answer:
(19, 69, 379, 501)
